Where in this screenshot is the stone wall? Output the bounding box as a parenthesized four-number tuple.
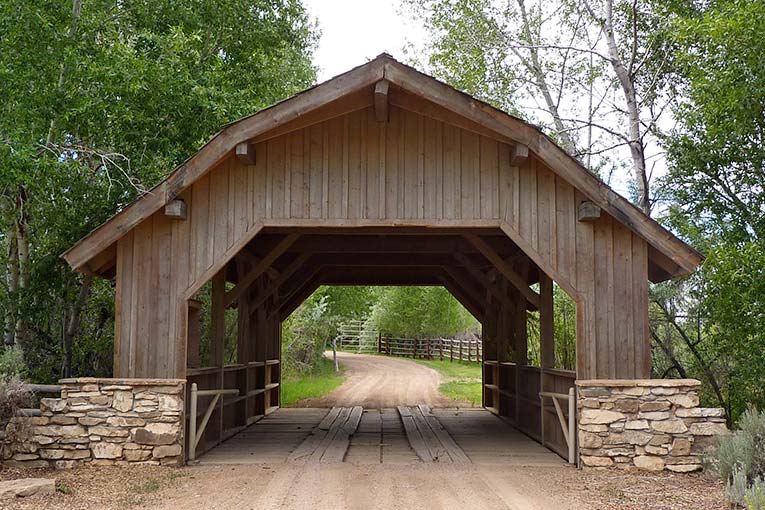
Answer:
(2, 378, 185, 469)
(577, 379, 728, 472)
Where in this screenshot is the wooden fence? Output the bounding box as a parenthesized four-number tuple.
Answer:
(377, 336, 482, 363)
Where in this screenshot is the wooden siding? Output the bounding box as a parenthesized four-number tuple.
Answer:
(114, 103, 649, 380)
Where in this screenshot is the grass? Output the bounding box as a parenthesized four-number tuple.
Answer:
(281, 357, 345, 406)
(413, 358, 483, 405)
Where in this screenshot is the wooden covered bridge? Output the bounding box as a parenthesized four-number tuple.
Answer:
(63, 54, 702, 463)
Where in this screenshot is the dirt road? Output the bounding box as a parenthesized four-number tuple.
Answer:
(296, 352, 464, 408)
(147, 464, 574, 510)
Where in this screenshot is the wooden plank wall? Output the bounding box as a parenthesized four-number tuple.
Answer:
(114, 101, 649, 380)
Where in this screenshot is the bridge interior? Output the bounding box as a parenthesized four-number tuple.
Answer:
(185, 227, 576, 463)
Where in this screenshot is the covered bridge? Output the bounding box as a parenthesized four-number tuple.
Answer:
(62, 54, 703, 463)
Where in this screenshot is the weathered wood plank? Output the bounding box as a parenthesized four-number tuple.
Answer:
(397, 406, 431, 462)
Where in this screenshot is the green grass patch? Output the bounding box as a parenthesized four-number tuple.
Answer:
(281, 357, 345, 406)
(414, 358, 482, 405)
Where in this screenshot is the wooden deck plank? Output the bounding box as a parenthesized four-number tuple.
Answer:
(320, 406, 363, 463)
(411, 406, 450, 463)
(397, 406, 431, 462)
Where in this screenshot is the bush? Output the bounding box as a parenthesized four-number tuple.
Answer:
(714, 408, 765, 508)
(0, 376, 32, 426)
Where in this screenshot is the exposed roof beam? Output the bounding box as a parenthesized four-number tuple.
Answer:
(453, 252, 513, 309)
(225, 234, 300, 307)
(246, 252, 314, 310)
(464, 233, 540, 308)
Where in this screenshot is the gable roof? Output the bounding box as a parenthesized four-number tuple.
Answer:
(62, 54, 703, 279)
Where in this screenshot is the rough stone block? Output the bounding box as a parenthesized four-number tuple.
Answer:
(689, 422, 729, 436)
(112, 391, 133, 413)
(614, 399, 640, 413)
(624, 420, 649, 430)
(40, 398, 67, 413)
(670, 438, 692, 456)
(124, 449, 152, 462)
(667, 394, 699, 408)
(132, 422, 179, 446)
(50, 416, 77, 425)
(88, 426, 129, 438)
(152, 444, 181, 459)
(639, 401, 670, 412)
(0, 478, 55, 499)
(580, 409, 624, 425)
(106, 416, 145, 427)
(634, 455, 665, 471)
(666, 464, 702, 473)
(582, 455, 613, 467)
(652, 419, 688, 434)
(579, 432, 603, 449)
(92, 442, 123, 459)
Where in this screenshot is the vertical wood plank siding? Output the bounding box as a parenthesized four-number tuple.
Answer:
(114, 104, 649, 379)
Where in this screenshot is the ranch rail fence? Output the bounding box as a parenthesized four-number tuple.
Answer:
(377, 335, 482, 363)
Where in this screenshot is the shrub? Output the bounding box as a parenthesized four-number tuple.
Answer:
(0, 376, 32, 426)
(714, 408, 765, 508)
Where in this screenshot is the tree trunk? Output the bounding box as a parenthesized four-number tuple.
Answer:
(62, 273, 93, 378)
(4, 222, 18, 346)
(600, 0, 651, 214)
(516, 0, 577, 155)
(14, 188, 31, 350)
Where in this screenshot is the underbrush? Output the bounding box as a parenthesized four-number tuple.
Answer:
(711, 408, 765, 509)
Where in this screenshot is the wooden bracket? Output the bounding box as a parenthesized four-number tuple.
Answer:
(164, 199, 187, 220)
(577, 201, 601, 222)
(235, 142, 256, 165)
(510, 144, 529, 166)
(374, 80, 390, 123)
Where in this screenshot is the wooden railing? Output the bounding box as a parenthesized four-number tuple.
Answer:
(188, 384, 239, 461)
(186, 359, 280, 459)
(378, 336, 482, 363)
(540, 387, 576, 464)
(483, 361, 576, 460)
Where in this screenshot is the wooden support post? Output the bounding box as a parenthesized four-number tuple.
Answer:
(211, 268, 226, 441)
(540, 272, 555, 392)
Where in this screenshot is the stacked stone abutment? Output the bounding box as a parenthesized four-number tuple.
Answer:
(577, 379, 728, 472)
(2, 378, 184, 469)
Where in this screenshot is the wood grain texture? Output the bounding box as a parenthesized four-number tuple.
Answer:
(113, 98, 651, 380)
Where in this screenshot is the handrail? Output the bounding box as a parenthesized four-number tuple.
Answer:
(188, 383, 239, 462)
(539, 387, 576, 464)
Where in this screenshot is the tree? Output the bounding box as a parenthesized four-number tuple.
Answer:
(404, 0, 679, 213)
(369, 286, 479, 338)
(656, 0, 765, 420)
(0, 0, 317, 381)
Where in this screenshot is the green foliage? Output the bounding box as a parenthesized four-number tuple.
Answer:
(369, 286, 479, 338)
(414, 358, 482, 405)
(280, 357, 344, 406)
(653, 0, 765, 421)
(0, 346, 26, 380)
(527, 285, 577, 370)
(282, 294, 337, 375)
(0, 0, 317, 381)
(746, 478, 765, 510)
(714, 408, 765, 485)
